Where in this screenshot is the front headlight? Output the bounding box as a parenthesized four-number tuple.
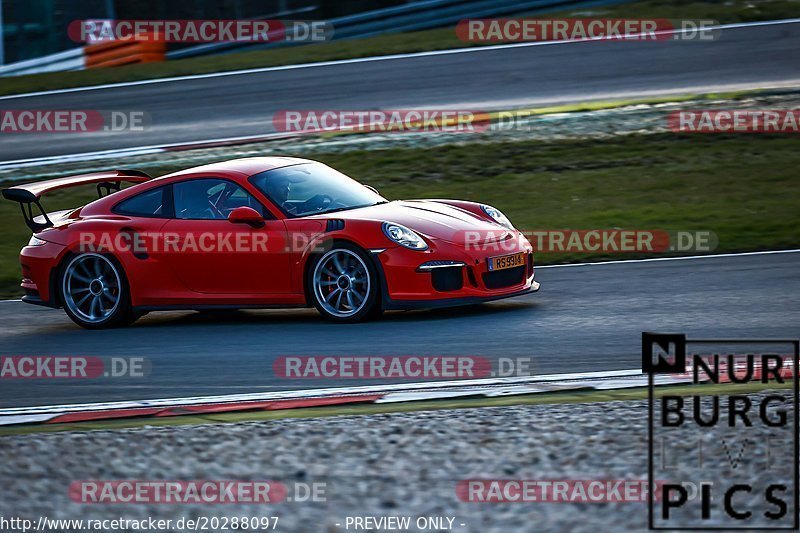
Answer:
(382, 222, 428, 250)
(27, 236, 47, 247)
(481, 204, 514, 230)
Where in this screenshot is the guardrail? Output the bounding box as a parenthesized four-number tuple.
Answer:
(166, 4, 319, 59)
(170, 0, 630, 58)
(0, 5, 316, 76)
(0, 47, 85, 76)
(0, 0, 630, 75)
(0, 39, 167, 76)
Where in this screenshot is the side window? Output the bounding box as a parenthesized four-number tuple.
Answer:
(114, 187, 166, 217)
(173, 178, 265, 220)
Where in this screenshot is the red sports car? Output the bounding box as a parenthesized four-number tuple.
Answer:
(3, 157, 539, 328)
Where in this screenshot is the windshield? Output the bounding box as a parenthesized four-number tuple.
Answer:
(249, 162, 384, 218)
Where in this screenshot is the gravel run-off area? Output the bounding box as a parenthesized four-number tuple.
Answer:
(0, 391, 795, 532)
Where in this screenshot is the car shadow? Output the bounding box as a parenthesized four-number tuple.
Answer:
(132, 300, 538, 329)
(382, 301, 538, 322)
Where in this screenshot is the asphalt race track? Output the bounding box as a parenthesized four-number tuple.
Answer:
(1, 21, 799, 409)
(0, 252, 797, 408)
(1, 21, 800, 162)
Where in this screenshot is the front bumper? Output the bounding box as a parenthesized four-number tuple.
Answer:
(383, 283, 539, 310)
(374, 232, 538, 308)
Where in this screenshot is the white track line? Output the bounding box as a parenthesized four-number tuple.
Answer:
(0, 368, 641, 416)
(0, 132, 299, 171)
(1, 18, 799, 102)
(535, 248, 800, 268)
(0, 147, 166, 170)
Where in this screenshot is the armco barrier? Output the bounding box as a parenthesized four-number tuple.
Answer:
(169, 0, 633, 58)
(0, 47, 85, 76)
(0, 0, 631, 74)
(84, 38, 166, 69)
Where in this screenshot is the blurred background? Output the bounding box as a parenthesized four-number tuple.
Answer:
(2, 0, 413, 63)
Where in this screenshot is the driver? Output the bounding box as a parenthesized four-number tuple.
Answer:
(263, 174, 293, 213)
(263, 172, 331, 215)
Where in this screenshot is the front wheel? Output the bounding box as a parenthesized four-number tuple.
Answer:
(309, 244, 382, 322)
(60, 253, 137, 329)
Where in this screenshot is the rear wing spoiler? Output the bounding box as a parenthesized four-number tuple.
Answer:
(1, 169, 152, 232)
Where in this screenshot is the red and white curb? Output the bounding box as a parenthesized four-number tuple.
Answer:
(0, 369, 690, 427)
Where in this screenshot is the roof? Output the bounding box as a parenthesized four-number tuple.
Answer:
(161, 157, 313, 179)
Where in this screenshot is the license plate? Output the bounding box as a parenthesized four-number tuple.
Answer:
(487, 252, 526, 271)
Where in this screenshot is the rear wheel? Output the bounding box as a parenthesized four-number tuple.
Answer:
(60, 253, 137, 329)
(309, 244, 382, 322)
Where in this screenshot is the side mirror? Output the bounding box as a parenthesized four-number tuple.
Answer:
(228, 206, 265, 228)
(365, 185, 380, 195)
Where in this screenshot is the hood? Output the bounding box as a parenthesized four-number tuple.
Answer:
(330, 200, 513, 245)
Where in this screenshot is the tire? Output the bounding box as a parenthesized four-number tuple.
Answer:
(308, 243, 382, 323)
(59, 253, 138, 329)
